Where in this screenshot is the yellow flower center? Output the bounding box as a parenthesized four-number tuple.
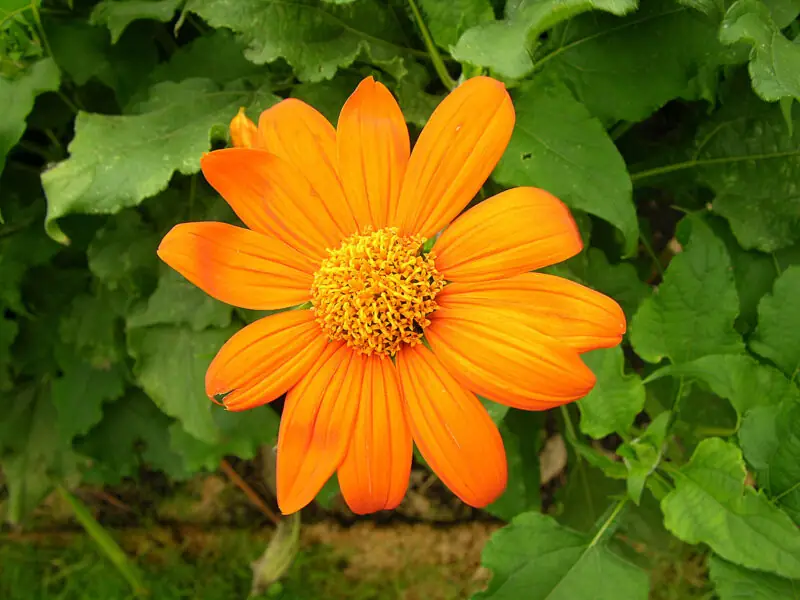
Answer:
(311, 227, 444, 357)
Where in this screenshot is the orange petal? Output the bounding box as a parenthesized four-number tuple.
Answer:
(433, 187, 582, 282)
(257, 98, 358, 236)
(229, 107, 258, 148)
(395, 344, 507, 508)
(277, 344, 364, 514)
(205, 311, 327, 411)
(338, 355, 412, 514)
(200, 148, 346, 262)
(337, 77, 410, 230)
(157, 222, 314, 310)
(395, 76, 514, 238)
(426, 303, 596, 410)
(437, 273, 626, 352)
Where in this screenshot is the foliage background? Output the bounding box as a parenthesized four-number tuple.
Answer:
(2, 0, 800, 598)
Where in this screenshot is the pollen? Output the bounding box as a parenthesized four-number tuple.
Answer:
(311, 227, 445, 357)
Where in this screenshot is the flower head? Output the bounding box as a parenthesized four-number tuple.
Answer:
(158, 76, 626, 515)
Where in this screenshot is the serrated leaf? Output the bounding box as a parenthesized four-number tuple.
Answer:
(90, 0, 182, 43)
(77, 391, 187, 483)
(692, 87, 800, 253)
(750, 266, 800, 377)
(187, 0, 410, 82)
(710, 556, 800, 600)
(661, 437, 800, 579)
(578, 347, 646, 439)
(59, 293, 124, 368)
(486, 411, 543, 521)
(617, 412, 670, 504)
(740, 399, 800, 524)
(127, 324, 235, 443)
(51, 358, 127, 441)
(720, 0, 800, 103)
(127, 267, 232, 331)
(538, 1, 723, 123)
(419, 0, 494, 50)
(451, 0, 637, 80)
(42, 78, 277, 242)
(645, 353, 798, 422)
(0, 58, 60, 174)
(475, 512, 649, 599)
(493, 77, 638, 255)
(1, 386, 80, 524)
(169, 404, 280, 471)
(630, 216, 744, 364)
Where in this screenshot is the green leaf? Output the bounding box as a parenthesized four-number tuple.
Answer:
(42, 78, 277, 242)
(475, 512, 649, 599)
(0, 316, 18, 391)
(692, 86, 800, 253)
(169, 405, 280, 471)
(127, 324, 237, 443)
(45, 19, 159, 106)
(290, 74, 361, 125)
(51, 358, 127, 442)
(1, 386, 80, 524)
(127, 267, 233, 331)
(661, 437, 800, 579)
(0, 58, 60, 174)
(77, 391, 187, 483)
(90, 0, 182, 43)
(451, 0, 637, 80)
(87, 210, 159, 299)
(709, 556, 800, 600)
(148, 29, 261, 87)
(538, 1, 724, 123)
(418, 0, 494, 50)
(617, 412, 670, 504)
(740, 398, 800, 524)
(645, 353, 798, 422)
(486, 411, 543, 521)
(630, 216, 744, 364)
(493, 77, 638, 255)
(187, 0, 411, 82)
(578, 347, 646, 439)
(750, 266, 800, 377)
(59, 293, 125, 368)
(720, 0, 800, 103)
(582, 249, 651, 321)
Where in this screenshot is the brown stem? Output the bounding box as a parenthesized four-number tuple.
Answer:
(219, 459, 280, 526)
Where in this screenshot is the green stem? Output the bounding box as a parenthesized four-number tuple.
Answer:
(57, 485, 146, 597)
(29, 1, 54, 58)
(589, 497, 628, 547)
(407, 0, 456, 90)
(630, 149, 800, 183)
(639, 233, 665, 277)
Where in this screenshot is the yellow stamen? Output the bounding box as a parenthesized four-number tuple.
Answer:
(311, 227, 444, 357)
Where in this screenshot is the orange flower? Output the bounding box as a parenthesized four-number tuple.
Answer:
(158, 77, 626, 515)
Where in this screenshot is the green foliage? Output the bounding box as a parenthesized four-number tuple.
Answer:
(2, 1, 800, 598)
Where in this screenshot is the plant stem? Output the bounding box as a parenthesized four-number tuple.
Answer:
(219, 459, 281, 526)
(406, 0, 456, 90)
(589, 497, 628, 548)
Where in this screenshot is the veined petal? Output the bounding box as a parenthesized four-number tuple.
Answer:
(395, 344, 506, 508)
(338, 355, 411, 514)
(437, 274, 626, 352)
(426, 303, 596, 409)
(395, 77, 514, 238)
(433, 187, 582, 283)
(257, 99, 358, 236)
(337, 77, 410, 230)
(230, 107, 258, 148)
(277, 344, 364, 515)
(205, 310, 327, 411)
(200, 148, 346, 262)
(157, 222, 315, 310)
